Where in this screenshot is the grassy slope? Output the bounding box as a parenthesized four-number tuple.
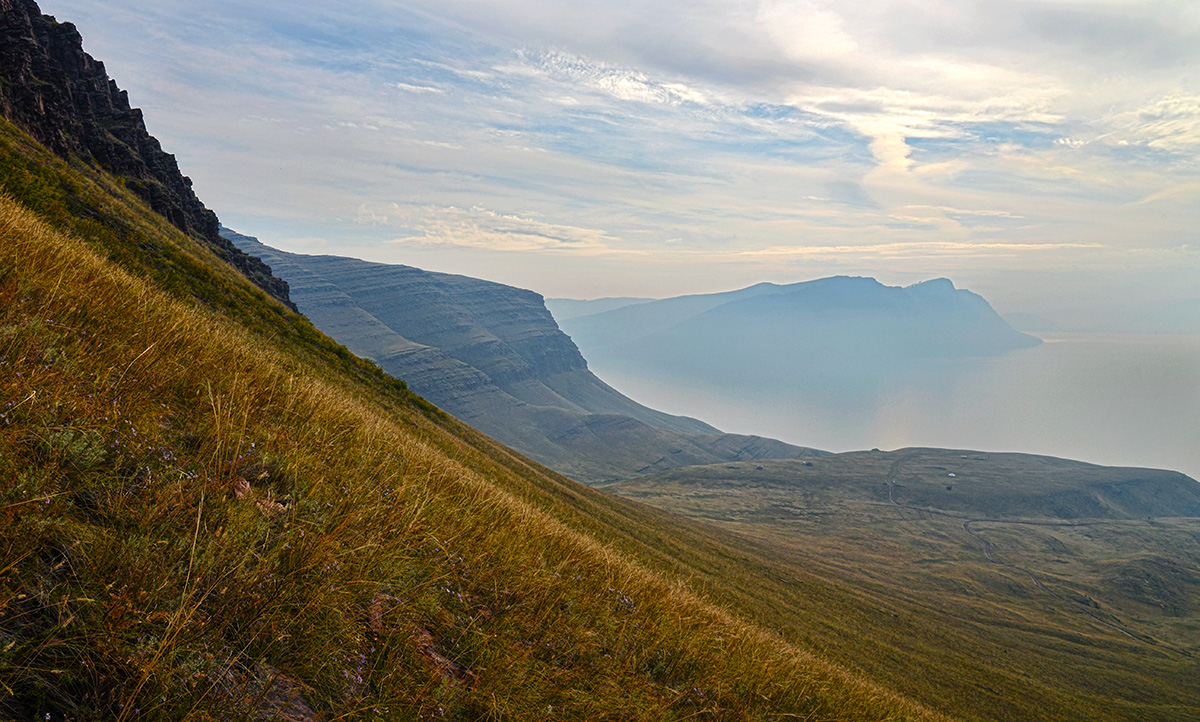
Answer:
(0, 118, 947, 720)
(608, 452, 1200, 722)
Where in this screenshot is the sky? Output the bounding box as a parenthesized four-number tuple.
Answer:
(47, 0, 1200, 319)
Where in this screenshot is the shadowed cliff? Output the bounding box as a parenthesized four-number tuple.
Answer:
(225, 229, 821, 483)
(0, 0, 292, 308)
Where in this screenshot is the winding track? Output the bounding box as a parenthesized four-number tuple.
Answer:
(958, 520, 1147, 642)
(882, 460, 1158, 647)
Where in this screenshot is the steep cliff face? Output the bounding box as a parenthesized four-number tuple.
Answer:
(298, 254, 590, 388)
(225, 229, 822, 483)
(0, 0, 292, 308)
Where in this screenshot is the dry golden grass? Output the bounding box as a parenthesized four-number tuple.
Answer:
(0, 136, 949, 721)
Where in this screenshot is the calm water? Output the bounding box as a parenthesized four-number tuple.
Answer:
(588, 333, 1200, 481)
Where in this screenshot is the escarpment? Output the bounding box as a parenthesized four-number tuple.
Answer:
(225, 228, 823, 483)
(0, 0, 293, 308)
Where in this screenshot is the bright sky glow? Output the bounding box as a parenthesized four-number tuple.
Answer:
(48, 0, 1200, 316)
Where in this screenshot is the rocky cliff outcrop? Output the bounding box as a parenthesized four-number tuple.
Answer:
(0, 0, 293, 308)
(296, 253, 593, 389)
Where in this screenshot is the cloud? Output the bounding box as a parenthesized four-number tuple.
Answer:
(733, 241, 1105, 260)
(1131, 182, 1200, 205)
(375, 204, 635, 255)
(756, 0, 859, 63)
(1103, 93, 1200, 152)
(52, 0, 1200, 308)
(395, 82, 444, 94)
(507, 50, 711, 107)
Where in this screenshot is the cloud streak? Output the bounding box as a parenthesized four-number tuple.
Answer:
(370, 203, 636, 255)
(45, 0, 1200, 309)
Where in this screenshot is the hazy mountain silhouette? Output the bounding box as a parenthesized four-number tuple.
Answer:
(557, 276, 1040, 389)
(545, 296, 653, 321)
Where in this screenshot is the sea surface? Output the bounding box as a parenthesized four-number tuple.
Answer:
(586, 333, 1200, 481)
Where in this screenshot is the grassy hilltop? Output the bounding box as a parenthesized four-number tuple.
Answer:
(0, 113, 943, 719)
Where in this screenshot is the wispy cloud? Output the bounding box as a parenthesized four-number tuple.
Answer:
(1104, 93, 1200, 153)
(732, 241, 1105, 260)
(510, 50, 711, 107)
(50, 0, 1200, 307)
(395, 82, 444, 94)
(374, 203, 636, 255)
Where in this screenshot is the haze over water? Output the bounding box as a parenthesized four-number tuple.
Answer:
(588, 333, 1200, 481)
(59, 0, 1200, 479)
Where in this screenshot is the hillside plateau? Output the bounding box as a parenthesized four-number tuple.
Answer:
(222, 231, 820, 484)
(607, 449, 1200, 721)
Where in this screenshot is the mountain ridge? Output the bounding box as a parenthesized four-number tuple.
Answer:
(558, 275, 1039, 354)
(556, 275, 1041, 403)
(224, 229, 823, 483)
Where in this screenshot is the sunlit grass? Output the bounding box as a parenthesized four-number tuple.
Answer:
(0, 123, 944, 720)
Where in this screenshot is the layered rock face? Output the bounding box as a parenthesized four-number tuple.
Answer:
(0, 0, 292, 308)
(225, 229, 821, 483)
(298, 254, 593, 390)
